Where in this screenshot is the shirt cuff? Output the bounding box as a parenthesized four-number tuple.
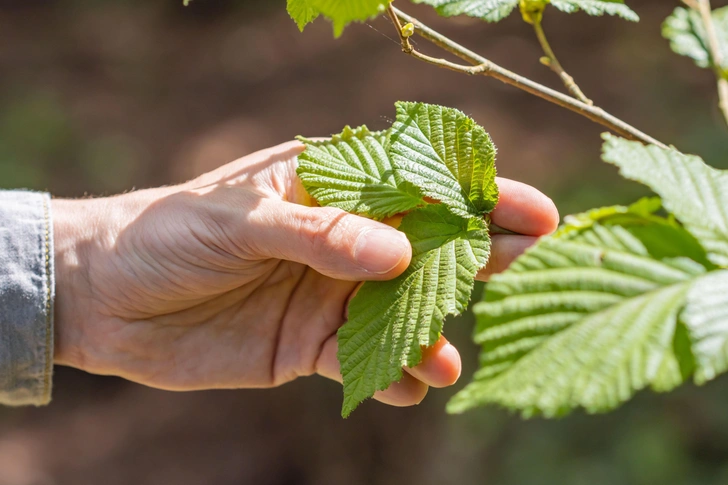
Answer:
(0, 191, 54, 406)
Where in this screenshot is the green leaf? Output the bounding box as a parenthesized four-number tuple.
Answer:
(310, 0, 390, 37)
(295, 102, 499, 417)
(411, 0, 636, 22)
(287, 0, 320, 32)
(338, 204, 491, 417)
(550, 0, 638, 21)
(410, 0, 519, 23)
(448, 207, 711, 417)
(390, 101, 499, 219)
(682, 270, 728, 384)
(297, 126, 423, 219)
(602, 134, 728, 267)
(663, 6, 728, 70)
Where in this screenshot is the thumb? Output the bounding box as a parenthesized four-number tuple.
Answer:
(247, 200, 412, 281)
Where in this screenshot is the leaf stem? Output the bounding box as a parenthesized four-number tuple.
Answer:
(693, 0, 728, 127)
(532, 18, 593, 105)
(387, 5, 667, 149)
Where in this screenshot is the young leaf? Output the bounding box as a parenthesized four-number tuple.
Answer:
(296, 102, 499, 416)
(411, 0, 636, 22)
(550, 0, 638, 22)
(448, 206, 712, 417)
(297, 126, 423, 219)
(682, 270, 728, 384)
(390, 101, 498, 219)
(310, 0, 390, 37)
(287, 0, 320, 32)
(410, 0, 520, 23)
(602, 134, 728, 267)
(663, 6, 728, 70)
(338, 205, 491, 417)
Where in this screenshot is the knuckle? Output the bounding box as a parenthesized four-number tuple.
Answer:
(300, 207, 353, 254)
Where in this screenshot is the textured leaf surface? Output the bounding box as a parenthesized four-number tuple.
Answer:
(296, 102, 499, 417)
(339, 205, 490, 417)
(297, 126, 423, 219)
(411, 0, 519, 22)
(287, 0, 320, 31)
(550, 0, 638, 21)
(448, 207, 711, 417)
(663, 6, 728, 70)
(412, 0, 635, 22)
(602, 134, 728, 267)
(390, 102, 498, 219)
(683, 270, 728, 384)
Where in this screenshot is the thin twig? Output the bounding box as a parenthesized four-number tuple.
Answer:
(532, 18, 593, 105)
(387, 5, 667, 148)
(387, 3, 413, 53)
(694, 0, 728, 127)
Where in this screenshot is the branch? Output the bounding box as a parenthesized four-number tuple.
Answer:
(682, 0, 700, 11)
(694, 0, 728, 127)
(387, 5, 667, 149)
(532, 18, 593, 105)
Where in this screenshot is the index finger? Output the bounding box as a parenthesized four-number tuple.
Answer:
(491, 177, 559, 237)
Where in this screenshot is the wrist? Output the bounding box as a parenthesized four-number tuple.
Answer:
(52, 198, 98, 368)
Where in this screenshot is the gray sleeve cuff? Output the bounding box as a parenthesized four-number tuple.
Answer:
(0, 191, 54, 406)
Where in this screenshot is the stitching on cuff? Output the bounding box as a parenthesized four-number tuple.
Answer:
(41, 195, 53, 403)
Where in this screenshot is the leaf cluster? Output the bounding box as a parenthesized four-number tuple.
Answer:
(663, 5, 728, 71)
(285, 0, 638, 38)
(287, 0, 390, 37)
(450, 136, 728, 416)
(297, 102, 499, 416)
(287, 0, 728, 418)
(278, 0, 728, 420)
(410, 0, 637, 24)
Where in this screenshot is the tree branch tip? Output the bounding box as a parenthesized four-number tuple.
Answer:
(387, 4, 664, 148)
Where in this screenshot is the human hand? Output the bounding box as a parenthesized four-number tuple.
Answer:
(52, 141, 558, 407)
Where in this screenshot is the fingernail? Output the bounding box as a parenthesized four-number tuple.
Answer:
(354, 228, 409, 274)
(441, 342, 462, 381)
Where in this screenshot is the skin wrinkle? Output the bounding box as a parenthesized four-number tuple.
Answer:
(281, 269, 355, 382)
(146, 277, 270, 328)
(195, 215, 247, 265)
(109, 201, 247, 317)
(307, 210, 351, 270)
(154, 220, 227, 292)
(100, 233, 158, 316)
(270, 266, 314, 386)
(98, 270, 281, 387)
(159, 212, 266, 286)
(309, 319, 344, 381)
(109, 221, 258, 320)
(267, 267, 308, 384)
(199, 206, 260, 267)
(138, 209, 213, 296)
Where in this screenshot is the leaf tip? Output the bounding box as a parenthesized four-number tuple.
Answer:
(445, 395, 468, 415)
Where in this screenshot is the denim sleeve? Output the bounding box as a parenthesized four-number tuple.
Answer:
(0, 191, 54, 406)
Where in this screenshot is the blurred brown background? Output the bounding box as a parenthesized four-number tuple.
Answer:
(2, 0, 728, 484)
